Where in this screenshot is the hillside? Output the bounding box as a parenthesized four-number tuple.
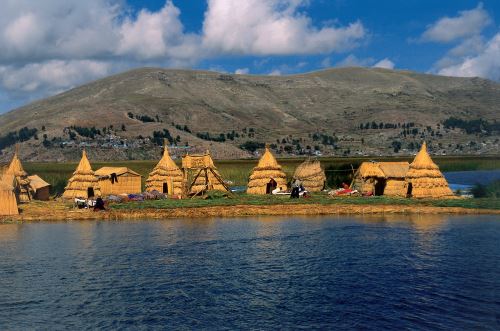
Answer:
(0, 67, 499, 162)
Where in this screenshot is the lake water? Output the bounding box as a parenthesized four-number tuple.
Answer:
(1, 216, 500, 329)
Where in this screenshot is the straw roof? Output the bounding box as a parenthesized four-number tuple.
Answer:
(406, 142, 454, 198)
(0, 171, 18, 215)
(247, 146, 287, 194)
(378, 162, 409, 178)
(6, 150, 33, 202)
(95, 167, 141, 177)
(28, 175, 50, 190)
(357, 162, 386, 178)
(356, 161, 409, 179)
(145, 146, 184, 195)
(293, 159, 326, 192)
(62, 150, 101, 199)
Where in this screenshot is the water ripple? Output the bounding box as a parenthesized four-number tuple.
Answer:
(0, 215, 500, 329)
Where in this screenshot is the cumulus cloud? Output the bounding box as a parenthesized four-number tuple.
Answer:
(373, 58, 395, 69)
(438, 33, 500, 80)
(0, 60, 110, 92)
(336, 54, 374, 67)
(202, 0, 366, 55)
(421, 3, 491, 43)
(117, 1, 200, 63)
(0, 0, 368, 112)
(235, 68, 250, 74)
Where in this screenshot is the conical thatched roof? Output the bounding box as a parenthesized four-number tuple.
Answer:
(0, 170, 19, 216)
(406, 142, 454, 198)
(62, 150, 101, 199)
(146, 146, 185, 195)
(247, 146, 287, 194)
(293, 159, 326, 192)
(189, 151, 228, 194)
(6, 149, 33, 203)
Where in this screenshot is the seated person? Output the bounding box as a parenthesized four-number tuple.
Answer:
(93, 197, 106, 211)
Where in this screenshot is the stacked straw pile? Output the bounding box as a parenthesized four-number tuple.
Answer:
(6, 150, 33, 202)
(247, 146, 288, 194)
(63, 150, 101, 199)
(406, 142, 454, 198)
(0, 169, 18, 216)
(146, 146, 184, 195)
(293, 159, 326, 192)
(189, 152, 227, 194)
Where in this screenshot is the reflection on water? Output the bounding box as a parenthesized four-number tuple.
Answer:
(1, 215, 500, 329)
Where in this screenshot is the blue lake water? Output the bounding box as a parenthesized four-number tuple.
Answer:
(444, 170, 500, 186)
(1, 216, 500, 330)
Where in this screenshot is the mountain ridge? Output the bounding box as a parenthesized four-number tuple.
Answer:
(0, 67, 499, 162)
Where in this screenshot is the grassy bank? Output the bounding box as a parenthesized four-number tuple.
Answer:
(109, 193, 500, 211)
(23, 155, 500, 196)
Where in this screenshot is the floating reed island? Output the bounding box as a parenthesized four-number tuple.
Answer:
(0, 141, 476, 219)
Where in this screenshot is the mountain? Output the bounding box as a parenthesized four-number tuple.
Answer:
(0, 67, 499, 162)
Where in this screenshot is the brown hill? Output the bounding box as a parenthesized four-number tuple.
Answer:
(0, 67, 499, 161)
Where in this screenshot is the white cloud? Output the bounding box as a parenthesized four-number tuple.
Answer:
(438, 33, 500, 80)
(320, 57, 332, 68)
(0, 0, 369, 112)
(373, 58, 395, 69)
(235, 68, 250, 74)
(336, 54, 374, 67)
(421, 3, 491, 43)
(202, 0, 365, 55)
(269, 69, 282, 76)
(0, 60, 110, 92)
(117, 1, 200, 62)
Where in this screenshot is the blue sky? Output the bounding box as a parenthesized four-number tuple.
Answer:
(1, 0, 500, 113)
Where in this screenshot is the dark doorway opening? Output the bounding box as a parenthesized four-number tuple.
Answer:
(407, 183, 413, 198)
(374, 179, 386, 196)
(163, 183, 168, 194)
(266, 179, 278, 194)
(87, 187, 95, 198)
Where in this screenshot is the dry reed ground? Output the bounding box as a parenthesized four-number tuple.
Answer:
(2, 195, 499, 222)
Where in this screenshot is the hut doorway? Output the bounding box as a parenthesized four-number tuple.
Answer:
(374, 179, 386, 196)
(163, 183, 168, 194)
(87, 187, 95, 198)
(407, 183, 413, 198)
(266, 179, 277, 194)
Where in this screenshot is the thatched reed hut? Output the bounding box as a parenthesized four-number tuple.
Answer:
(28, 175, 51, 201)
(247, 146, 287, 194)
(183, 151, 228, 195)
(6, 150, 33, 202)
(0, 171, 18, 216)
(62, 150, 101, 199)
(378, 162, 409, 197)
(145, 145, 184, 195)
(293, 159, 326, 192)
(406, 142, 454, 198)
(96, 167, 142, 196)
(351, 161, 409, 197)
